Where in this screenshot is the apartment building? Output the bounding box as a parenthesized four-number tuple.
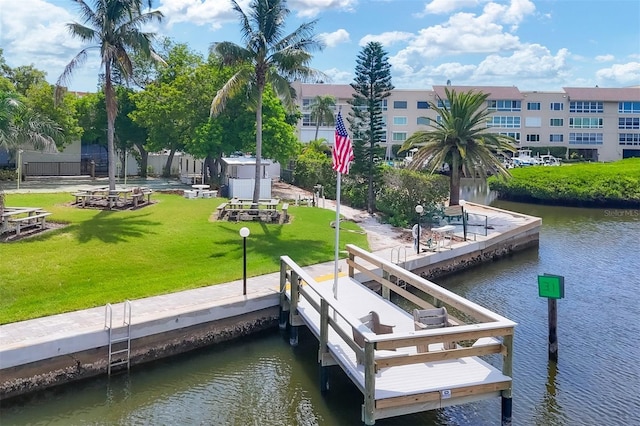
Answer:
(291, 81, 640, 162)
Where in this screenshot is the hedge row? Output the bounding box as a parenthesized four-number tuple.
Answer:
(487, 159, 640, 207)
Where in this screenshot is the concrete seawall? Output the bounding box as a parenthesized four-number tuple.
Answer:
(0, 203, 541, 400)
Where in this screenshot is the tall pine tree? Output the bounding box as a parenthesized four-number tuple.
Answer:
(348, 42, 393, 213)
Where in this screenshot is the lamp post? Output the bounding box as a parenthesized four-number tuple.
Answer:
(415, 204, 424, 254)
(239, 227, 250, 295)
(17, 149, 23, 190)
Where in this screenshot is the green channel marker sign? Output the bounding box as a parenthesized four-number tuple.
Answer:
(538, 274, 565, 299)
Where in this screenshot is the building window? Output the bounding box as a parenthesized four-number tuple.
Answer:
(619, 102, 640, 113)
(393, 116, 407, 125)
(549, 134, 564, 142)
(302, 98, 312, 111)
(526, 134, 540, 142)
(527, 102, 541, 110)
(486, 116, 521, 128)
(381, 99, 388, 111)
(436, 115, 443, 124)
(393, 100, 407, 109)
(437, 99, 451, 108)
(570, 117, 603, 128)
(488, 100, 521, 111)
(302, 113, 313, 127)
(417, 117, 430, 125)
(417, 101, 430, 109)
(619, 117, 640, 129)
(499, 132, 521, 142)
(550, 118, 564, 127)
(569, 101, 603, 113)
(569, 132, 603, 145)
(550, 102, 564, 111)
(392, 132, 407, 142)
(525, 117, 541, 127)
(619, 133, 640, 145)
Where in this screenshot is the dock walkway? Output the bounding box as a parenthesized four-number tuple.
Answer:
(280, 245, 516, 425)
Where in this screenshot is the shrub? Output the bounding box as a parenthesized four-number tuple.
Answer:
(0, 169, 17, 181)
(488, 159, 640, 207)
(376, 168, 449, 227)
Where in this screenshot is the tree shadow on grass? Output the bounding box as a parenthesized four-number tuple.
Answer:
(73, 210, 161, 243)
(210, 223, 329, 266)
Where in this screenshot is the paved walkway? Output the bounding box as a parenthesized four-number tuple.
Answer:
(1, 180, 535, 353)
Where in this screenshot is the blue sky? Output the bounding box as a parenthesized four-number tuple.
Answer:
(1, 0, 639, 92)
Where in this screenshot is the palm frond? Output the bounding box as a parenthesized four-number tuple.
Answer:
(55, 49, 90, 104)
(210, 67, 253, 116)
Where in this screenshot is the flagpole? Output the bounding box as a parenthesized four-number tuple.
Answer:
(333, 172, 341, 299)
(331, 108, 352, 301)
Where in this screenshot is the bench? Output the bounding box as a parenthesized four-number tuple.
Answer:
(443, 205, 468, 241)
(183, 190, 197, 199)
(201, 190, 218, 199)
(279, 203, 289, 224)
(443, 205, 465, 221)
(9, 212, 52, 236)
(216, 203, 228, 219)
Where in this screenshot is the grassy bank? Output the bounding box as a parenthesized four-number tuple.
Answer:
(0, 193, 368, 324)
(488, 159, 640, 207)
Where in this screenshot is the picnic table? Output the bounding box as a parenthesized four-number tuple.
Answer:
(218, 198, 281, 222)
(1, 207, 52, 236)
(72, 187, 153, 209)
(228, 198, 279, 210)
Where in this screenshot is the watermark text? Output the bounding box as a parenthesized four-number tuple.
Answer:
(604, 209, 639, 217)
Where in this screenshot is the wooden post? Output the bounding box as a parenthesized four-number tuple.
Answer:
(289, 270, 299, 347)
(319, 299, 330, 393)
(278, 260, 289, 331)
(381, 269, 390, 300)
(548, 298, 558, 362)
(348, 251, 355, 278)
(501, 334, 514, 425)
(363, 340, 376, 425)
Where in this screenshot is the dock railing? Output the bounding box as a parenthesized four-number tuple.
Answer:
(280, 245, 516, 425)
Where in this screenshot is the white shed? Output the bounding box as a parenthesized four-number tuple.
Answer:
(221, 156, 280, 199)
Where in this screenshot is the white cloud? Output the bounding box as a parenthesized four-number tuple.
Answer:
(360, 31, 415, 47)
(158, 0, 237, 28)
(0, 0, 94, 81)
(596, 62, 640, 85)
(475, 44, 570, 79)
(289, 0, 358, 18)
(322, 67, 352, 84)
(319, 29, 350, 48)
(419, 0, 481, 15)
(595, 54, 615, 62)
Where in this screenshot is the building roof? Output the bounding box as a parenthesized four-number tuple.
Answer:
(433, 85, 523, 100)
(295, 83, 355, 99)
(562, 87, 640, 102)
(221, 157, 272, 166)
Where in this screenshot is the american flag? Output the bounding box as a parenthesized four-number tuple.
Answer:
(332, 111, 354, 174)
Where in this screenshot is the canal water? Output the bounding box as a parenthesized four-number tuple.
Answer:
(2, 182, 639, 425)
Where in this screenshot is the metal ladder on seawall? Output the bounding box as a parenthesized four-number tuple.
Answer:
(104, 301, 131, 375)
(390, 246, 408, 289)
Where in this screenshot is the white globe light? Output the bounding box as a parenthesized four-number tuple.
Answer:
(239, 227, 250, 238)
(415, 205, 424, 214)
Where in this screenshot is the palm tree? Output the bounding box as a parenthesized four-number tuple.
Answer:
(309, 95, 335, 141)
(0, 91, 62, 213)
(0, 91, 61, 152)
(401, 88, 516, 205)
(210, 0, 323, 204)
(56, 0, 163, 191)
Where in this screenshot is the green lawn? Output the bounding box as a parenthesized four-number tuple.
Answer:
(0, 192, 369, 324)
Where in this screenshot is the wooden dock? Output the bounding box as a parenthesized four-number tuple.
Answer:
(280, 244, 516, 425)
